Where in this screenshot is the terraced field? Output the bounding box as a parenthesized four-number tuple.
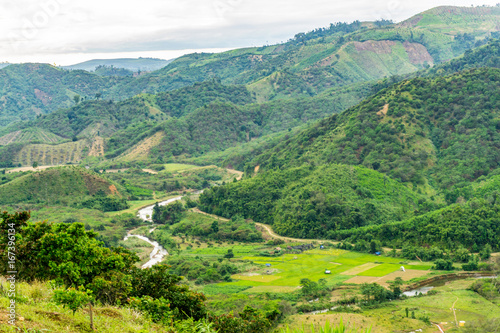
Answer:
(0, 128, 65, 145)
(12, 140, 90, 166)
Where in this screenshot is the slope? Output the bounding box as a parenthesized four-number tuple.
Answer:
(0, 64, 126, 127)
(0, 166, 123, 206)
(199, 164, 431, 239)
(245, 68, 500, 189)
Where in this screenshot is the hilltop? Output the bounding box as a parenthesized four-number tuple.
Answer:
(0, 167, 125, 209)
(0, 5, 498, 129)
(62, 57, 173, 73)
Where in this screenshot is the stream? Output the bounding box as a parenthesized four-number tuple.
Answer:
(124, 191, 203, 269)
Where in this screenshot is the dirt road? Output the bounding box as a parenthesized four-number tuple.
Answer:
(255, 222, 329, 243)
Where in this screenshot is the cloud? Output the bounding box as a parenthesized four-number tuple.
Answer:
(0, 0, 498, 64)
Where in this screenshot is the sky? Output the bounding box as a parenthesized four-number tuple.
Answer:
(1, 0, 498, 65)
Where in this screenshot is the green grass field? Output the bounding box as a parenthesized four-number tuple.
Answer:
(195, 248, 433, 291)
(160, 163, 202, 173)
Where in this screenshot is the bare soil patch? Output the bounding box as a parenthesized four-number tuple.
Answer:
(120, 131, 165, 161)
(376, 103, 389, 116)
(403, 41, 434, 64)
(88, 136, 105, 157)
(340, 263, 379, 276)
(353, 40, 396, 54)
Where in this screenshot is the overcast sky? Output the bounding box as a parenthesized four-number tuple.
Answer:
(1, 0, 498, 65)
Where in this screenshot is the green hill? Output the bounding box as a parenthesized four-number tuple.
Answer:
(199, 164, 431, 239)
(0, 167, 123, 207)
(1, 6, 497, 129)
(198, 67, 500, 241)
(0, 64, 126, 127)
(244, 68, 500, 188)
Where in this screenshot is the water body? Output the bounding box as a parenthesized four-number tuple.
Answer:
(136, 190, 203, 221)
(137, 196, 183, 221)
(403, 274, 498, 297)
(124, 233, 168, 269)
(126, 190, 203, 268)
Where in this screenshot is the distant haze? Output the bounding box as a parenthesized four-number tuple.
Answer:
(1, 0, 498, 65)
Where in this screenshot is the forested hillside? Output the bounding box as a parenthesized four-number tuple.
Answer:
(243, 68, 500, 188)
(199, 67, 500, 244)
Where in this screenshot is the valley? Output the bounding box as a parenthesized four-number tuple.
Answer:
(0, 4, 500, 333)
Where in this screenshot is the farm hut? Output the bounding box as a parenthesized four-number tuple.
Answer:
(325, 269, 331, 274)
(265, 263, 271, 267)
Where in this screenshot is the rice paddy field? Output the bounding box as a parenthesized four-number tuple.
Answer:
(199, 247, 433, 292)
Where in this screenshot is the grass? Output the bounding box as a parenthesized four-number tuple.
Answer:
(106, 194, 178, 216)
(207, 248, 431, 290)
(160, 163, 201, 173)
(0, 279, 168, 333)
(364, 278, 500, 330)
(118, 236, 154, 267)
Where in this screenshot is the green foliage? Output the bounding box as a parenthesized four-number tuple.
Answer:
(165, 256, 238, 284)
(53, 287, 91, 315)
(79, 195, 129, 212)
(247, 68, 500, 188)
(469, 278, 500, 300)
(152, 201, 186, 225)
(171, 214, 263, 242)
(433, 259, 454, 270)
(335, 201, 500, 251)
(280, 318, 371, 333)
(128, 295, 173, 324)
(300, 278, 329, 298)
(129, 265, 207, 320)
(200, 164, 426, 239)
(0, 167, 124, 206)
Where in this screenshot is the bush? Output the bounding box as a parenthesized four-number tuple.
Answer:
(433, 259, 454, 270)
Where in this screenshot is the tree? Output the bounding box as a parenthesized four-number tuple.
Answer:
(433, 259, 453, 270)
(211, 221, 219, 234)
(32, 161, 38, 169)
(388, 277, 404, 298)
(73, 95, 81, 104)
(480, 244, 492, 260)
(152, 201, 186, 225)
(54, 287, 95, 330)
(224, 249, 234, 259)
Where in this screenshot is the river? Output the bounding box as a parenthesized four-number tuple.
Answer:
(125, 191, 203, 269)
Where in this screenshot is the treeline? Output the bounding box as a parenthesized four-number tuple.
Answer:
(171, 215, 263, 243)
(333, 200, 500, 251)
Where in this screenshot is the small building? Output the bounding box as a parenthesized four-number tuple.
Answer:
(375, 252, 381, 256)
(265, 263, 271, 267)
(325, 269, 331, 274)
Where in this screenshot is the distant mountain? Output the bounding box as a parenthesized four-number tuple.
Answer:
(1, 5, 497, 129)
(0, 64, 127, 127)
(62, 57, 173, 73)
